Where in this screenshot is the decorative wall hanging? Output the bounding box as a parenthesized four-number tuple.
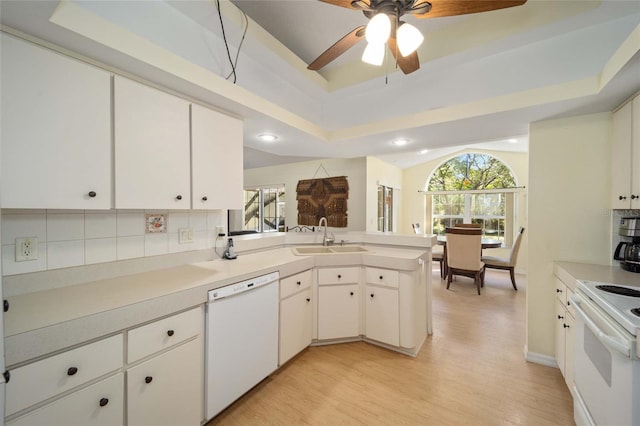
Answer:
(296, 175, 349, 227)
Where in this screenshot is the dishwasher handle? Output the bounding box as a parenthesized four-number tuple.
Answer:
(208, 272, 280, 302)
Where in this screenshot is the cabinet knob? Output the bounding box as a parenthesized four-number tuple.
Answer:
(3, 299, 8, 313)
(202, 196, 208, 201)
(379, 275, 383, 280)
(296, 281, 301, 286)
(556, 289, 562, 293)
(176, 195, 183, 200)
(167, 329, 175, 337)
(88, 191, 97, 198)
(370, 293, 375, 298)
(99, 398, 109, 407)
(306, 298, 311, 302)
(563, 324, 570, 329)
(557, 315, 564, 320)
(350, 292, 354, 296)
(632, 195, 639, 200)
(337, 274, 342, 279)
(67, 367, 78, 376)
(619, 195, 627, 200)
(145, 376, 153, 384)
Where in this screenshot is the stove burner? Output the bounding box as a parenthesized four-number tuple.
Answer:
(632, 308, 640, 318)
(596, 285, 640, 297)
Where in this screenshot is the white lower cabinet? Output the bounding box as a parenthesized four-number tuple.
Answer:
(317, 284, 360, 340)
(127, 337, 202, 426)
(279, 269, 313, 365)
(365, 285, 400, 347)
(7, 374, 124, 426)
(554, 277, 575, 392)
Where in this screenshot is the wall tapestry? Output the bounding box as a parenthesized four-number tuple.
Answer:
(296, 176, 349, 227)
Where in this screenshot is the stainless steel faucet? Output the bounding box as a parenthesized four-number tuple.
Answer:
(318, 217, 335, 246)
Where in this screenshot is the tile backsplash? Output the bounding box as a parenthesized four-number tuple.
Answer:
(1, 209, 226, 276)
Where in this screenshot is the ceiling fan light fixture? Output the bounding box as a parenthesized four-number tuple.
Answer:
(396, 22, 424, 57)
(365, 13, 391, 45)
(362, 42, 385, 66)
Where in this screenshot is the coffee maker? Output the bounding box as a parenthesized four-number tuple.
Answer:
(614, 217, 640, 273)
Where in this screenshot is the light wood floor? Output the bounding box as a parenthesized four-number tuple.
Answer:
(207, 269, 574, 425)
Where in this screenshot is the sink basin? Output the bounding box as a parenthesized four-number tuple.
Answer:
(292, 246, 368, 255)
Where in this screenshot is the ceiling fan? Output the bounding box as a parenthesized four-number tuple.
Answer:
(307, 0, 527, 74)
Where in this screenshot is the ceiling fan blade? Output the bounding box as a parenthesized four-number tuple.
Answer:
(388, 37, 420, 74)
(414, 0, 526, 18)
(318, 0, 367, 10)
(307, 26, 366, 71)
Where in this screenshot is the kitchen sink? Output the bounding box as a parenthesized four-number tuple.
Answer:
(291, 246, 369, 255)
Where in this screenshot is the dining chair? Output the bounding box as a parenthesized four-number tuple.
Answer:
(445, 227, 485, 295)
(432, 245, 445, 279)
(481, 227, 525, 291)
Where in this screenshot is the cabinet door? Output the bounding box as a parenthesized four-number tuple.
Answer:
(318, 284, 359, 340)
(612, 101, 633, 209)
(632, 96, 640, 208)
(0, 33, 112, 209)
(191, 104, 244, 210)
(365, 285, 399, 347)
(114, 76, 190, 209)
(564, 313, 575, 391)
(279, 288, 313, 365)
(127, 338, 203, 426)
(7, 373, 124, 426)
(554, 300, 566, 376)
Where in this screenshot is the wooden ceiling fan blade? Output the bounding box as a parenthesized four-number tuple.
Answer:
(388, 37, 420, 74)
(415, 0, 527, 18)
(318, 0, 368, 10)
(307, 26, 366, 71)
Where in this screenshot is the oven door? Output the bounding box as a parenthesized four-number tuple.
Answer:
(571, 294, 639, 426)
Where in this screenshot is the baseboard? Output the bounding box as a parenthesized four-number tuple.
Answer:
(524, 346, 558, 368)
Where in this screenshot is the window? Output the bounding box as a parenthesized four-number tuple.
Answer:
(228, 186, 285, 235)
(427, 153, 518, 245)
(377, 185, 393, 232)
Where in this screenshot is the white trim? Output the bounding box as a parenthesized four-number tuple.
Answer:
(525, 347, 559, 368)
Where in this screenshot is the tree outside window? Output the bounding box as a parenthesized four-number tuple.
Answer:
(427, 153, 517, 245)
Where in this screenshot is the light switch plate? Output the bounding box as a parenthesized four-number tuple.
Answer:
(178, 228, 193, 244)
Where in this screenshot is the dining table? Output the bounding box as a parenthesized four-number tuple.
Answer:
(436, 235, 502, 278)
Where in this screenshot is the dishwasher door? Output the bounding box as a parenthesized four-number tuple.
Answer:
(206, 272, 279, 420)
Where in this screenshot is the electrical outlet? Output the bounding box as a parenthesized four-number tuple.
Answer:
(178, 228, 194, 244)
(215, 226, 225, 236)
(15, 237, 38, 261)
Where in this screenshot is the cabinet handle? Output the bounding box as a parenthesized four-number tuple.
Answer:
(167, 329, 175, 337)
(556, 289, 562, 293)
(99, 398, 109, 407)
(350, 292, 354, 296)
(176, 195, 183, 200)
(3, 299, 8, 313)
(337, 274, 342, 279)
(563, 324, 570, 329)
(306, 298, 311, 302)
(202, 196, 208, 201)
(67, 367, 78, 376)
(370, 293, 375, 298)
(145, 376, 153, 384)
(296, 281, 301, 286)
(557, 315, 564, 320)
(619, 195, 627, 200)
(567, 300, 571, 307)
(379, 275, 383, 280)
(632, 195, 639, 200)
(88, 191, 97, 198)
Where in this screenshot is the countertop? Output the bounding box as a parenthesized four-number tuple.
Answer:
(4, 244, 429, 366)
(554, 261, 640, 292)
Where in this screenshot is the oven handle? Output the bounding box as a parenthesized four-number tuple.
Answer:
(570, 295, 631, 358)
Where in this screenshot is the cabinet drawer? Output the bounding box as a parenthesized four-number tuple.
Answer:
(6, 334, 123, 416)
(365, 267, 399, 288)
(280, 269, 313, 299)
(7, 373, 124, 426)
(318, 267, 359, 285)
(128, 306, 203, 363)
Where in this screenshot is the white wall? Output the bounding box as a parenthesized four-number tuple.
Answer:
(401, 148, 529, 271)
(527, 112, 612, 358)
(244, 158, 367, 231)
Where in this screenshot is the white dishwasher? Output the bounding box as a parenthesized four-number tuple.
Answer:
(205, 271, 279, 420)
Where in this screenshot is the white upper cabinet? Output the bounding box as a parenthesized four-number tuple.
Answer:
(611, 96, 640, 209)
(190, 104, 244, 210)
(114, 76, 191, 210)
(0, 33, 112, 209)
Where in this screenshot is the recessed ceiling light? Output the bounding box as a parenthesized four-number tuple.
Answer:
(258, 134, 278, 142)
(508, 138, 518, 143)
(420, 149, 429, 154)
(392, 138, 409, 146)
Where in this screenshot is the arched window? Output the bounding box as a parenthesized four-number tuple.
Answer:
(426, 153, 518, 245)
